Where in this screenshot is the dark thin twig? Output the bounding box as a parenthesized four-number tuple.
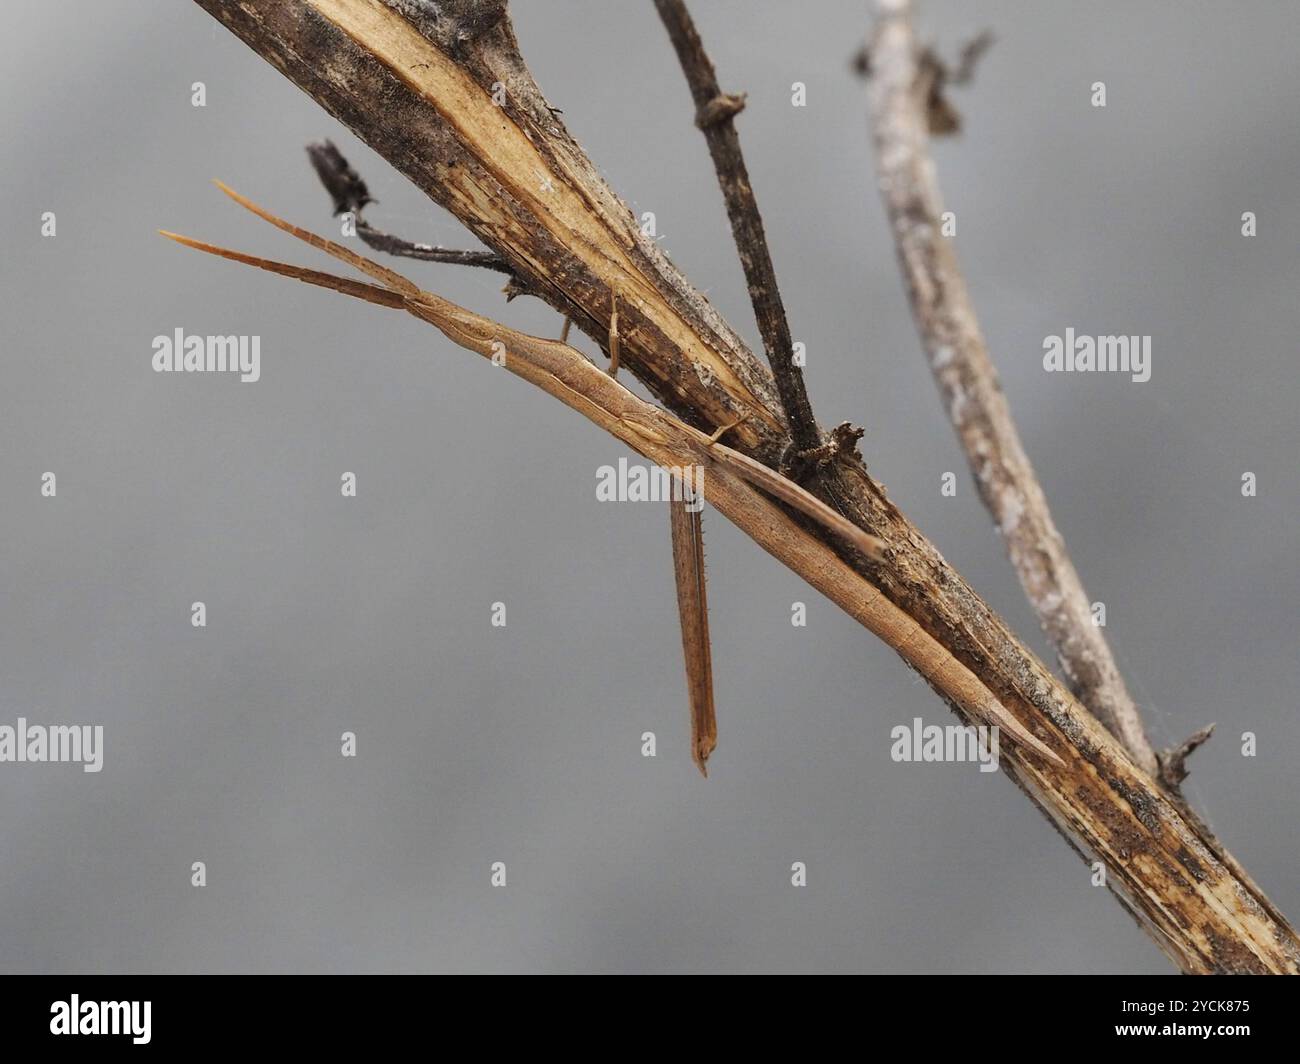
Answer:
(351, 226, 511, 271)
(653, 0, 822, 455)
(305, 140, 512, 274)
(949, 30, 994, 85)
(913, 30, 995, 136)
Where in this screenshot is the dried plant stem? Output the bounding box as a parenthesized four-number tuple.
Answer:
(189, 0, 1300, 972)
(865, 0, 1158, 776)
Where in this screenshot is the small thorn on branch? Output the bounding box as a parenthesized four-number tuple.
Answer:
(858, 29, 995, 138)
(1158, 724, 1216, 792)
(851, 44, 871, 79)
(950, 29, 995, 85)
(916, 31, 994, 136)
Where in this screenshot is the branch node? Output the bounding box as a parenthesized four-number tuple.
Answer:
(695, 91, 747, 129)
(865, 29, 993, 137)
(780, 422, 865, 481)
(1158, 724, 1216, 792)
(918, 32, 994, 135)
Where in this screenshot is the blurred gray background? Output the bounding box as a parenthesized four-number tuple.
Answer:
(2, 0, 1296, 973)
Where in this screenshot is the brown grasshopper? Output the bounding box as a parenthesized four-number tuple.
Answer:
(161, 182, 1063, 774)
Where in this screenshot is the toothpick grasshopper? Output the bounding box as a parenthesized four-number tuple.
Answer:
(161, 183, 1063, 773)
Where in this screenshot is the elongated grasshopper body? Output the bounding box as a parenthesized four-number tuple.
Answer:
(161, 183, 1063, 772)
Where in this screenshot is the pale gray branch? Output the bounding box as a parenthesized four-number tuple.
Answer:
(865, 0, 1159, 776)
